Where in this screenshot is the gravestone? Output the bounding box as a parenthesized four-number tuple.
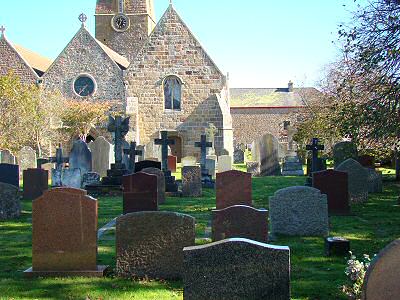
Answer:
(306, 157, 327, 176)
(23, 169, 48, 200)
(0, 182, 20, 220)
(122, 172, 158, 214)
(88, 137, 114, 178)
(155, 131, 178, 192)
(61, 169, 82, 189)
(181, 156, 197, 167)
(205, 123, 218, 156)
(195, 134, 214, 188)
(362, 239, 400, 300)
(18, 146, 37, 175)
(182, 166, 202, 197)
(183, 238, 290, 300)
(141, 167, 165, 204)
(168, 155, 177, 173)
(252, 133, 281, 176)
(123, 141, 143, 173)
(0, 149, 16, 164)
(246, 161, 260, 176)
(282, 156, 304, 176)
(24, 188, 106, 277)
(205, 157, 216, 178)
(233, 146, 245, 164)
(212, 205, 268, 242)
(336, 158, 369, 203)
(217, 155, 232, 173)
(269, 186, 329, 236)
(69, 140, 92, 176)
(333, 141, 358, 168)
(82, 172, 101, 189)
(0, 163, 19, 187)
(312, 169, 350, 215)
(116, 211, 195, 279)
(216, 170, 252, 209)
(358, 155, 375, 169)
(134, 160, 161, 173)
(305, 138, 325, 185)
(365, 168, 383, 193)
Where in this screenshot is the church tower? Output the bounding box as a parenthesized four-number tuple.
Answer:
(95, 0, 156, 60)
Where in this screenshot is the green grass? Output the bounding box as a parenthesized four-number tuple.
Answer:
(0, 174, 399, 299)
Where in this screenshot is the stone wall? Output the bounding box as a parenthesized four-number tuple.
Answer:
(126, 6, 233, 158)
(0, 37, 38, 85)
(42, 26, 126, 108)
(231, 107, 303, 145)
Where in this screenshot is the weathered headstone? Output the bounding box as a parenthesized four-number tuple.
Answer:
(18, 146, 37, 175)
(362, 238, 400, 300)
(217, 155, 232, 173)
(0, 182, 20, 220)
(24, 188, 106, 277)
(333, 141, 358, 168)
(252, 133, 281, 176)
(82, 172, 101, 189)
(212, 205, 268, 242)
(365, 168, 383, 193)
(269, 186, 329, 236)
(216, 170, 252, 209)
(134, 160, 161, 173)
(246, 161, 260, 176)
(181, 156, 197, 167)
(69, 140, 92, 176)
(61, 169, 82, 189)
(168, 155, 177, 173)
(282, 156, 304, 176)
(23, 169, 48, 200)
(336, 158, 369, 203)
(122, 172, 158, 214)
(313, 169, 350, 215)
(88, 137, 114, 178)
(205, 157, 216, 178)
(0, 149, 16, 164)
(116, 211, 195, 279)
(141, 167, 165, 204)
(182, 166, 202, 197)
(183, 238, 290, 300)
(205, 123, 218, 156)
(0, 163, 19, 187)
(233, 146, 245, 164)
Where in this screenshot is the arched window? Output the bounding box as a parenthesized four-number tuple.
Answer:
(163, 75, 182, 110)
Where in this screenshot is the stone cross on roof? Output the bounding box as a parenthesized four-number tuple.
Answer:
(0, 26, 5, 37)
(79, 13, 87, 26)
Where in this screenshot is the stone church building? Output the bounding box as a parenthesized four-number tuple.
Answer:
(0, 0, 317, 161)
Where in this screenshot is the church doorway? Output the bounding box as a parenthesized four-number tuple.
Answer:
(168, 135, 182, 162)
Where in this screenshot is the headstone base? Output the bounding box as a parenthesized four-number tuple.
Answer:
(101, 163, 129, 186)
(164, 170, 178, 193)
(23, 265, 108, 278)
(325, 237, 350, 257)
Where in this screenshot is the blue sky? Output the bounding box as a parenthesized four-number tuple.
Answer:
(0, 0, 359, 88)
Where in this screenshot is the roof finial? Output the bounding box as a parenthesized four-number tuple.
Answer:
(169, 0, 173, 6)
(0, 25, 5, 38)
(79, 13, 87, 27)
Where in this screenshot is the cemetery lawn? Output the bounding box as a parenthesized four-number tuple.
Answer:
(0, 175, 399, 299)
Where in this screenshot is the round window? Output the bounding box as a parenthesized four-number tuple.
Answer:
(73, 75, 96, 97)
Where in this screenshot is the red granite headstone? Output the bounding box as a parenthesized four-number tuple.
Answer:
(212, 205, 268, 242)
(122, 172, 158, 214)
(312, 169, 350, 215)
(358, 155, 375, 169)
(23, 168, 48, 200)
(216, 170, 252, 209)
(24, 187, 106, 277)
(168, 155, 177, 173)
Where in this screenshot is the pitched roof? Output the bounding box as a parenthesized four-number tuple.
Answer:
(13, 44, 52, 75)
(230, 87, 320, 107)
(95, 39, 130, 69)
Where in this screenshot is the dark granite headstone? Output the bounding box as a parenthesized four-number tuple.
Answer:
(183, 238, 291, 300)
(325, 237, 350, 257)
(134, 160, 161, 173)
(23, 169, 48, 200)
(333, 141, 358, 168)
(122, 172, 158, 214)
(82, 172, 101, 188)
(212, 205, 268, 242)
(195, 134, 214, 188)
(116, 211, 195, 279)
(182, 166, 202, 197)
(155, 131, 178, 193)
(141, 167, 165, 204)
(358, 155, 375, 169)
(0, 163, 19, 187)
(216, 170, 252, 209)
(0, 182, 20, 220)
(69, 140, 92, 176)
(312, 169, 350, 215)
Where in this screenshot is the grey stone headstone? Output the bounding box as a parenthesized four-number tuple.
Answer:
(18, 146, 37, 175)
(333, 141, 358, 168)
(51, 169, 62, 187)
(69, 140, 92, 176)
(183, 238, 290, 300)
(82, 172, 101, 188)
(205, 158, 216, 178)
(252, 133, 281, 176)
(182, 166, 202, 197)
(181, 156, 197, 167)
(141, 167, 165, 204)
(233, 147, 245, 164)
(269, 186, 329, 236)
(217, 155, 232, 173)
(88, 137, 114, 178)
(365, 168, 383, 194)
(336, 158, 369, 203)
(0, 149, 16, 164)
(246, 161, 260, 177)
(0, 182, 20, 220)
(282, 156, 304, 176)
(61, 169, 82, 189)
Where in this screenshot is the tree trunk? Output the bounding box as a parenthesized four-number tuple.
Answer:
(396, 151, 400, 182)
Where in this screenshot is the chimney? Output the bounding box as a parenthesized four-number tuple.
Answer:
(288, 80, 294, 92)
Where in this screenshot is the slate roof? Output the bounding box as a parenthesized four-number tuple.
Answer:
(13, 44, 52, 76)
(230, 87, 320, 107)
